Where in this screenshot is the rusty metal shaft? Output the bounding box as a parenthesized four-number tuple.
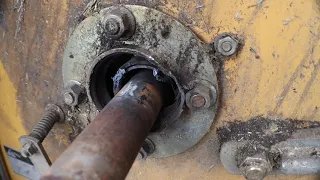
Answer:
(41, 71, 164, 180)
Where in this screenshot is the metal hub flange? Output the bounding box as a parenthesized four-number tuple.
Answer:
(62, 5, 219, 158)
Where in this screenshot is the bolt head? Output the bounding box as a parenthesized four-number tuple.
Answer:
(103, 12, 130, 39)
(105, 18, 120, 35)
(217, 36, 239, 56)
(100, 6, 136, 40)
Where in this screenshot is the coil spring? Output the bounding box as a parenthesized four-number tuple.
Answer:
(30, 110, 60, 142)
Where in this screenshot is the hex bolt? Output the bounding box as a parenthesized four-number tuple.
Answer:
(239, 153, 272, 180)
(63, 80, 84, 107)
(29, 104, 65, 143)
(216, 36, 239, 56)
(104, 18, 121, 36)
(186, 85, 216, 109)
(103, 11, 130, 39)
(100, 6, 136, 40)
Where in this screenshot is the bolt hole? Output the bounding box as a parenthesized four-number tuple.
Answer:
(161, 26, 170, 39)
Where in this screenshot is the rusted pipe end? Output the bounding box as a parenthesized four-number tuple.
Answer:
(41, 71, 165, 180)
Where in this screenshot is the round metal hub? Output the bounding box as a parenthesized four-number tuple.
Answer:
(62, 5, 219, 158)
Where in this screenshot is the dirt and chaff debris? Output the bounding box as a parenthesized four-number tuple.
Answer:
(218, 116, 320, 148)
(13, 0, 25, 38)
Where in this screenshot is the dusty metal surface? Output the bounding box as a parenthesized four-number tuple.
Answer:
(0, 0, 320, 179)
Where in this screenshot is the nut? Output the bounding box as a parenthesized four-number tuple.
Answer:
(186, 85, 216, 109)
(63, 80, 84, 106)
(102, 9, 132, 39)
(104, 18, 121, 36)
(217, 36, 239, 56)
(21, 143, 38, 158)
(239, 153, 272, 180)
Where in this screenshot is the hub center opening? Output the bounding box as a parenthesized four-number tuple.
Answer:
(87, 49, 183, 132)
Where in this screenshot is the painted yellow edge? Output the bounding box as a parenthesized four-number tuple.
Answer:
(0, 60, 26, 180)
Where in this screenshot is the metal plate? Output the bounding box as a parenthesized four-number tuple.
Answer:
(4, 146, 40, 180)
(62, 5, 218, 158)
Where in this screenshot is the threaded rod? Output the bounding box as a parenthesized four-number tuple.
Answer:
(29, 104, 64, 142)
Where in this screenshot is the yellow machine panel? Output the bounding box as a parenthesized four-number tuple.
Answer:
(0, 0, 320, 179)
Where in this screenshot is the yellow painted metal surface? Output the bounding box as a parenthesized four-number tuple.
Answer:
(0, 0, 319, 179)
(0, 61, 26, 180)
(161, 0, 320, 126)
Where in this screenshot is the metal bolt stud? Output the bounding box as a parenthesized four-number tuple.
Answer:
(20, 104, 64, 162)
(101, 6, 136, 40)
(186, 85, 216, 109)
(221, 41, 232, 52)
(63, 92, 75, 105)
(239, 153, 272, 180)
(103, 15, 125, 38)
(29, 104, 65, 142)
(190, 94, 206, 108)
(216, 36, 239, 56)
